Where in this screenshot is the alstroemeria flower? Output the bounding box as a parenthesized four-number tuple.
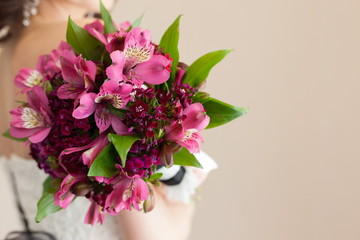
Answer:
(10, 86, 53, 143)
(85, 200, 105, 225)
(105, 173, 149, 215)
(105, 21, 132, 53)
(14, 68, 44, 93)
(72, 80, 132, 134)
(54, 174, 87, 208)
(84, 20, 108, 45)
(60, 133, 109, 167)
(165, 103, 210, 153)
(57, 50, 97, 99)
(39, 41, 73, 79)
(106, 27, 171, 86)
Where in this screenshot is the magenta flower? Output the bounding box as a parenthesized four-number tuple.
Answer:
(54, 174, 87, 208)
(106, 27, 171, 86)
(14, 68, 44, 93)
(10, 86, 53, 143)
(38, 41, 72, 79)
(165, 103, 210, 153)
(84, 20, 107, 45)
(105, 21, 132, 53)
(13, 42, 72, 93)
(57, 50, 97, 99)
(73, 80, 132, 134)
(84, 200, 105, 225)
(105, 173, 149, 215)
(60, 133, 109, 166)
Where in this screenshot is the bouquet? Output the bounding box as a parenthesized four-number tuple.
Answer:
(4, 2, 246, 225)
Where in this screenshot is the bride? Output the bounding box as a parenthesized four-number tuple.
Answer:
(0, 0, 216, 239)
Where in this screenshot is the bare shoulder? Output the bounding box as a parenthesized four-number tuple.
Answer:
(11, 18, 98, 74)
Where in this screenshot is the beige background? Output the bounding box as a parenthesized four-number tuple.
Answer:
(1, 0, 359, 239)
(112, 0, 360, 239)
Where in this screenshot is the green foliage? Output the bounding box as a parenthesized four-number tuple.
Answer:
(173, 147, 203, 168)
(146, 173, 163, 182)
(2, 129, 27, 142)
(159, 15, 182, 83)
(202, 97, 248, 129)
(35, 177, 62, 223)
(108, 134, 140, 167)
(182, 49, 232, 88)
(100, 0, 117, 33)
(88, 144, 119, 177)
(66, 17, 105, 60)
(128, 13, 144, 31)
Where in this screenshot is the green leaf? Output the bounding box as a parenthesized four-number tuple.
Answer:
(128, 13, 144, 31)
(108, 134, 140, 167)
(191, 91, 210, 104)
(88, 144, 119, 177)
(66, 17, 105, 60)
(159, 15, 182, 82)
(147, 173, 163, 182)
(182, 49, 232, 88)
(2, 129, 27, 142)
(100, 0, 117, 34)
(173, 147, 203, 168)
(35, 177, 62, 223)
(202, 97, 248, 129)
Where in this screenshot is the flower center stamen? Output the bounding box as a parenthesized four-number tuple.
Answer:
(21, 107, 43, 128)
(95, 94, 123, 108)
(25, 70, 43, 87)
(181, 129, 198, 142)
(124, 45, 152, 68)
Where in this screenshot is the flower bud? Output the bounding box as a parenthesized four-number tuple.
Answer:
(159, 143, 174, 167)
(71, 182, 92, 196)
(143, 183, 155, 213)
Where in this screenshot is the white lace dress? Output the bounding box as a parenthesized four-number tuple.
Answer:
(0, 152, 217, 240)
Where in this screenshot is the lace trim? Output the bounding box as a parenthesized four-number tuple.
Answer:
(1, 155, 122, 240)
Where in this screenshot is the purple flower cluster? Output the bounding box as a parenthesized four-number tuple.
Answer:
(31, 91, 93, 178)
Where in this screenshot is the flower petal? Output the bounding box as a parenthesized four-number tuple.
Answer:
(73, 93, 97, 119)
(182, 103, 210, 131)
(111, 115, 130, 135)
(165, 121, 184, 142)
(134, 55, 171, 85)
(84, 201, 105, 225)
(95, 106, 111, 133)
(28, 127, 51, 143)
(106, 50, 126, 82)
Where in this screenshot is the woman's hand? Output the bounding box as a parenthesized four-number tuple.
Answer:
(116, 183, 195, 240)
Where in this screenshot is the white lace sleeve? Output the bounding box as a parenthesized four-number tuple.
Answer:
(3, 155, 122, 240)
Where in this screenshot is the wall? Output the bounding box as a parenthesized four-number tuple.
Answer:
(113, 0, 360, 239)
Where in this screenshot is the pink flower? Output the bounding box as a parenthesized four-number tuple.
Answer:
(165, 103, 210, 153)
(105, 21, 131, 53)
(72, 80, 132, 134)
(54, 174, 87, 208)
(84, 200, 105, 225)
(105, 173, 149, 215)
(38, 41, 72, 79)
(57, 50, 97, 99)
(60, 133, 109, 166)
(106, 27, 171, 86)
(84, 20, 107, 45)
(10, 86, 53, 143)
(14, 68, 44, 93)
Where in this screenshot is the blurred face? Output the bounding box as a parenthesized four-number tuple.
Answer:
(67, 0, 116, 12)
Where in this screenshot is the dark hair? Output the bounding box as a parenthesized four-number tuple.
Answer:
(0, 0, 25, 41)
